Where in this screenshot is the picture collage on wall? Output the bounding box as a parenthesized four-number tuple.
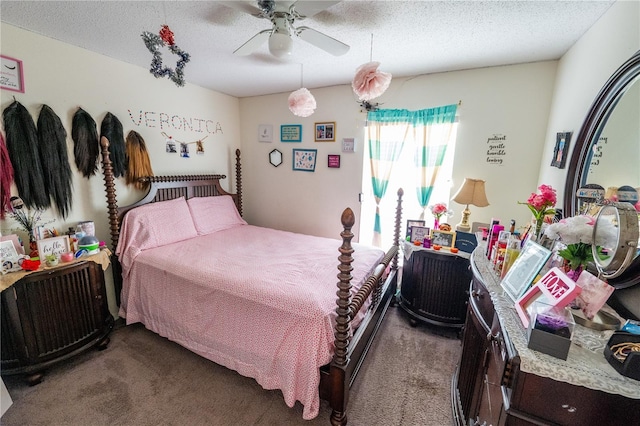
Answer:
(259, 123, 355, 172)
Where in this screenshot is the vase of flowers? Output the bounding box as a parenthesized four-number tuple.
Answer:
(6, 196, 45, 255)
(544, 215, 614, 280)
(429, 202, 451, 230)
(520, 184, 557, 241)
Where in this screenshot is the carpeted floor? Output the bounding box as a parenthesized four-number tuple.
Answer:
(1, 305, 461, 426)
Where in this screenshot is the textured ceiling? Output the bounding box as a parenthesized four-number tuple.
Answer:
(1, 1, 616, 98)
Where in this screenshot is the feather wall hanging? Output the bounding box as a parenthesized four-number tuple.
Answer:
(125, 130, 154, 190)
(72, 107, 99, 178)
(2, 100, 49, 210)
(100, 112, 126, 178)
(37, 105, 73, 219)
(0, 132, 14, 219)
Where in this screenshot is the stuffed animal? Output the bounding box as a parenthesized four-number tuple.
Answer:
(438, 223, 452, 232)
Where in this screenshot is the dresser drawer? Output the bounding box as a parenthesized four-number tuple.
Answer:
(470, 276, 494, 331)
(510, 372, 640, 425)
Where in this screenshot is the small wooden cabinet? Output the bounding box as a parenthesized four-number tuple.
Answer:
(398, 245, 472, 328)
(1, 260, 114, 384)
(452, 250, 640, 425)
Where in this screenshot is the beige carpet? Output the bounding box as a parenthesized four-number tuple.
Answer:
(1, 305, 460, 426)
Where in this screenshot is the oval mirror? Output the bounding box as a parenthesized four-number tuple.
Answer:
(592, 203, 639, 279)
(564, 50, 640, 287)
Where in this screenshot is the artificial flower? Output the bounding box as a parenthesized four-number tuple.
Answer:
(352, 61, 392, 101)
(6, 196, 44, 238)
(288, 88, 316, 117)
(519, 184, 556, 239)
(544, 215, 614, 273)
(429, 203, 452, 221)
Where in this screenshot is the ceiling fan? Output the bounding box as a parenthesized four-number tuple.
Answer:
(223, 0, 350, 58)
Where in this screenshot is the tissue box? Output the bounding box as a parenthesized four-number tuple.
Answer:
(527, 302, 574, 360)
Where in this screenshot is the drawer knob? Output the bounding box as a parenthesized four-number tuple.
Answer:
(471, 289, 484, 299)
(562, 404, 577, 413)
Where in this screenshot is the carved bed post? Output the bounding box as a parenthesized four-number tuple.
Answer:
(330, 208, 355, 426)
(235, 149, 243, 216)
(100, 136, 123, 306)
(393, 188, 404, 271)
(100, 137, 119, 252)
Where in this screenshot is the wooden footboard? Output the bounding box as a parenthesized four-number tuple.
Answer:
(321, 188, 404, 426)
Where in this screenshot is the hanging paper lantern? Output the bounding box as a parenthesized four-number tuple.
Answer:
(288, 88, 316, 117)
(352, 61, 392, 101)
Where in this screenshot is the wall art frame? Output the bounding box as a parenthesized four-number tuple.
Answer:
(280, 124, 302, 142)
(551, 131, 572, 168)
(292, 148, 317, 172)
(342, 137, 356, 152)
(258, 124, 273, 142)
(328, 154, 341, 168)
(269, 149, 283, 167)
(0, 55, 25, 93)
(315, 122, 336, 142)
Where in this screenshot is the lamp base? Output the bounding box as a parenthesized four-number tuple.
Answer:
(456, 206, 471, 232)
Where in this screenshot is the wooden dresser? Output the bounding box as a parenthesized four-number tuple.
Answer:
(452, 249, 640, 425)
(1, 258, 114, 384)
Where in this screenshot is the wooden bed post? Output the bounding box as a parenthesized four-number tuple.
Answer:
(100, 137, 120, 252)
(393, 188, 404, 272)
(235, 149, 243, 216)
(330, 208, 355, 426)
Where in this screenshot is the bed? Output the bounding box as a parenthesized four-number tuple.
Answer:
(99, 138, 403, 425)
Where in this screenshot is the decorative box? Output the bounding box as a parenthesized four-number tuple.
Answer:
(527, 302, 575, 360)
(604, 331, 640, 381)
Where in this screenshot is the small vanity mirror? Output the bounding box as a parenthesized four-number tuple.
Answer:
(592, 202, 640, 279)
(269, 149, 283, 167)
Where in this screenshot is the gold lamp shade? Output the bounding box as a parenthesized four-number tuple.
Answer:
(452, 178, 489, 232)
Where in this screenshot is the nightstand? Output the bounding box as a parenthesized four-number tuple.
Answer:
(398, 242, 472, 328)
(1, 258, 114, 384)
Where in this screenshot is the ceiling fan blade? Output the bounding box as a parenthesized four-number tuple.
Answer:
(233, 30, 272, 55)
(219, 1, 265, 17)
(292, 1, 341, 18)
(296, 26, 349, 56)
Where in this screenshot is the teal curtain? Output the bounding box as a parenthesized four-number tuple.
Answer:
(366, 105, 457, 244)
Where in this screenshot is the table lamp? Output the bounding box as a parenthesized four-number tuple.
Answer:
(452, 178, 489, 232)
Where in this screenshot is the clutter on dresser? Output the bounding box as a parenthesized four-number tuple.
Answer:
(527, 301, 575, 360)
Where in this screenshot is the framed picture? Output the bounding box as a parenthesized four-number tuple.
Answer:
(280, 124, 302, 142)
(328, 154, 341, 168)
(454, 231, 478, 254)
(1, 234, 24, 255)
(269, 149, 283, 167)
(292, 149, 317, 172)
(551, 131, 572, 168)
(0, 55, 25, 93)
(410, 226, 431, 243)
(342, 138, 356, 152)
(36, 236, 71, 260)
(500, 240, 552, 302)
(258, 124, 273, 142)
(405, 220, 426, 240)
(314, 122, 336, 142)
(431, 230, 456, 248)
(0, 240, 19, 260)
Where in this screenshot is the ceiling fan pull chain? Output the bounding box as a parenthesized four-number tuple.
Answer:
(370, 33, 374, 62)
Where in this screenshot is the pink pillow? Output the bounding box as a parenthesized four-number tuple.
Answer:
(187, 195, 247, 235)
(121, 197, 197, 252)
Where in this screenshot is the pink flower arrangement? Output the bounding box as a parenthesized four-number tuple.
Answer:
(429, 203, 450, 219)
(520, 184, 557, 238)
(351, 61, 392, 101)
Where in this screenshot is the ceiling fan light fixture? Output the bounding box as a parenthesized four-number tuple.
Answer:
(269, 30, 293, 58)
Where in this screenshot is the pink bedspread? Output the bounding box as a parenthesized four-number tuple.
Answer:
(118, 224, 384, 419)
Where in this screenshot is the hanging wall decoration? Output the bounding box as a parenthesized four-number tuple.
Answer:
(352, 34, 391, 102)
(2, 100, 49, 210)
(72, 108, 100, 178)
(100, 112, 127, 178)
(125, 130, 154, 190)
(37, 105, 73, 219)
(0, 132, 14, 219)
(141, 24, 191, 87)
(288, 64, 316, 117)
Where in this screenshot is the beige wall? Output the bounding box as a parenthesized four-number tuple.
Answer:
(1, 24, 241, 316)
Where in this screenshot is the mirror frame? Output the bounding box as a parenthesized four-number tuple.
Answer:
(564, 49, 640, 288)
